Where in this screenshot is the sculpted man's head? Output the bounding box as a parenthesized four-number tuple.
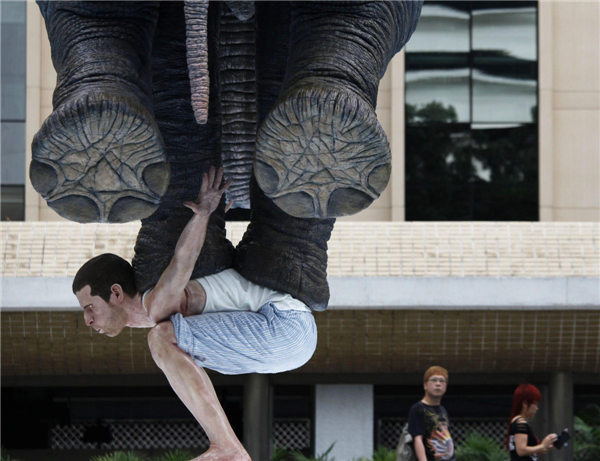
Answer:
(73, 253, 138, 337)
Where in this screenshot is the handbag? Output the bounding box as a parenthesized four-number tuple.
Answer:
(396, 423, 417, 461)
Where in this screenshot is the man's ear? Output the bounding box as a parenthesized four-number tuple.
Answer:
(110, 284, 124, 304)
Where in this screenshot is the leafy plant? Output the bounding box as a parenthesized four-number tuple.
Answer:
(0, 446, 20, 461)
(273, 443, 290, 461)
(90, 452, 147, 461)
(455, 432, 509, 461)
(371, 446, 396, 461)
(574, 404, 600, 461)
(155, 450, 199, 461)
(291, 443, 336, 461)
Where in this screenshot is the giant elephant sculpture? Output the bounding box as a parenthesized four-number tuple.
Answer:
(31, 1, 422, 310)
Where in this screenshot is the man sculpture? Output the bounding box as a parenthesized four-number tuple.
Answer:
(73, 167, 316, 461)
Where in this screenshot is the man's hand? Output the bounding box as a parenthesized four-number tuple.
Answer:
(184, 166, 234, 216)
(145, 166, 233, 324)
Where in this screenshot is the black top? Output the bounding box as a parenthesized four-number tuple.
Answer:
(407, 401, 455, 461)
(509, 418, 539, 461)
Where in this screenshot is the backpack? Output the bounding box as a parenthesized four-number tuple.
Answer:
(396, 423, 417, 461)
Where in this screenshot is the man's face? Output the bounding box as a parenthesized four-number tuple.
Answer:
(76, 285, 127, 337)
(424, 374, 448, 399)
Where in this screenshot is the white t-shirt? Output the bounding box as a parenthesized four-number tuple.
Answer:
(200, 269, 310, 313)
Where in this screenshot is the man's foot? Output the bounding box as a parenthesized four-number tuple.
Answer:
(254, 84, 391, 219)
(31, 92, 169, 223)
(192, 445, 251, 461)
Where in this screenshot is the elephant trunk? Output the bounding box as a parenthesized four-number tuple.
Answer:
(218, 3, 257, 209)
(183, 0, 210, 124)
(134, 2, 234, 292)
(226, 1, 255, 21)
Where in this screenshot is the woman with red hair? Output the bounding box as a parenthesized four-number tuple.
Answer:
(507, 384, 557, 460)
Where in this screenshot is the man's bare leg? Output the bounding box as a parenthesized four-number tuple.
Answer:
(148, 322, 251, 461)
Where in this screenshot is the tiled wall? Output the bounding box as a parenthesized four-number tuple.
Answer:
(2, 309, 599, 376)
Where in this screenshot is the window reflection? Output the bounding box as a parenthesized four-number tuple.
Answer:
(1, 1, 26, 221)
(405, 0, 538, 221)
(406, 55, 470, 122)
(471, 1, 537, 61)
(405, 124, 538, 221)
(471, 2, 537, 122)
(472, 68, 536, 122)
(406, 2, 470, 53)
(470, 123, 538, 186)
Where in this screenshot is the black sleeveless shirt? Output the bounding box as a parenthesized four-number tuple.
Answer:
(509, 418, 539, 461)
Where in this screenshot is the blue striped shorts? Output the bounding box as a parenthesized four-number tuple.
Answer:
(170, 302, 317, 375)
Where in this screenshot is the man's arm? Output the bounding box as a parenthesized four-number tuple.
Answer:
(145, 166, 233, 323)
(413, 435, 428, 461)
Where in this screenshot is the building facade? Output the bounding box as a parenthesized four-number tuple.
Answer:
(1, 2, 599, 461)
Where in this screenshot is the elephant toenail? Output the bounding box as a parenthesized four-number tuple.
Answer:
(368, 163, 391, 194)
(30, 160, 58, 196)
(48, 196, 100, 223)
(143, 162, 170, 196)
(108, 197, 158, 223)
(273, 192, 315, 217)
(327, 188, 373, 217)
(254, 161, 280, 195)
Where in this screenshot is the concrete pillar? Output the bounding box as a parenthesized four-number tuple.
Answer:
(315, 384, 373, 461)
(243, 373, 271, 461)
(547, 372, 573, 461)
(530, 384, 549, 446)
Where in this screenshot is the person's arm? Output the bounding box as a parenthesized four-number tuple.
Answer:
(514, 433, 556, 457)
(145, 166, 232, 323)
(413, 436, 428, 461)
(513, 421, 557, 458)
(407, 405, 428, 461)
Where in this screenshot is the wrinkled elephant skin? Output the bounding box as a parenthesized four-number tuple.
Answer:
(33, 1, 422, 309)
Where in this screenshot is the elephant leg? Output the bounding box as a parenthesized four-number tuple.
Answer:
(254, 1, 423, 219)
(234, 178, 335, 311)
(235, 3, 335, 311)
(255, 1, 291, 124)
(133, 2, 234, 293)
(31, 1, 169, 223)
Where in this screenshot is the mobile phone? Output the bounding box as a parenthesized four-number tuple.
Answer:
(553, 429, 570, 449)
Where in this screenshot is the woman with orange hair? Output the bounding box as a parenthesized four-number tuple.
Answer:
(507, 384, 557, 460)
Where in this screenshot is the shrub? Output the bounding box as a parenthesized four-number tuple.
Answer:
(0, 446, 19, 461)
(290, 443, 336, 461)
(371, 446, 396, 461)
(90, 452, 147, 461)
(154, 450, 199, 461)
(574, 404, 600, 461)
(455, 432, 509, 461)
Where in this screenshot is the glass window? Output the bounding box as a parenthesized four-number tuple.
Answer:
(1, 1, 27, 221)
(406, 2, 470, 54)
(472, 1, 537, 123)
(406, 55, 470, 123)
(1, 186, 25, 221)
(405, 1, 538, 221)
(471, 1, 537, 61)
(470, 124, 538, 220)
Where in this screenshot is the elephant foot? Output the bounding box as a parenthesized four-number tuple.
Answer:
(30, 92, 169, 223)
(254, 83, 391, 219)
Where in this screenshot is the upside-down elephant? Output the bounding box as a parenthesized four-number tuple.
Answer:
(31, 1, 423, 310)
